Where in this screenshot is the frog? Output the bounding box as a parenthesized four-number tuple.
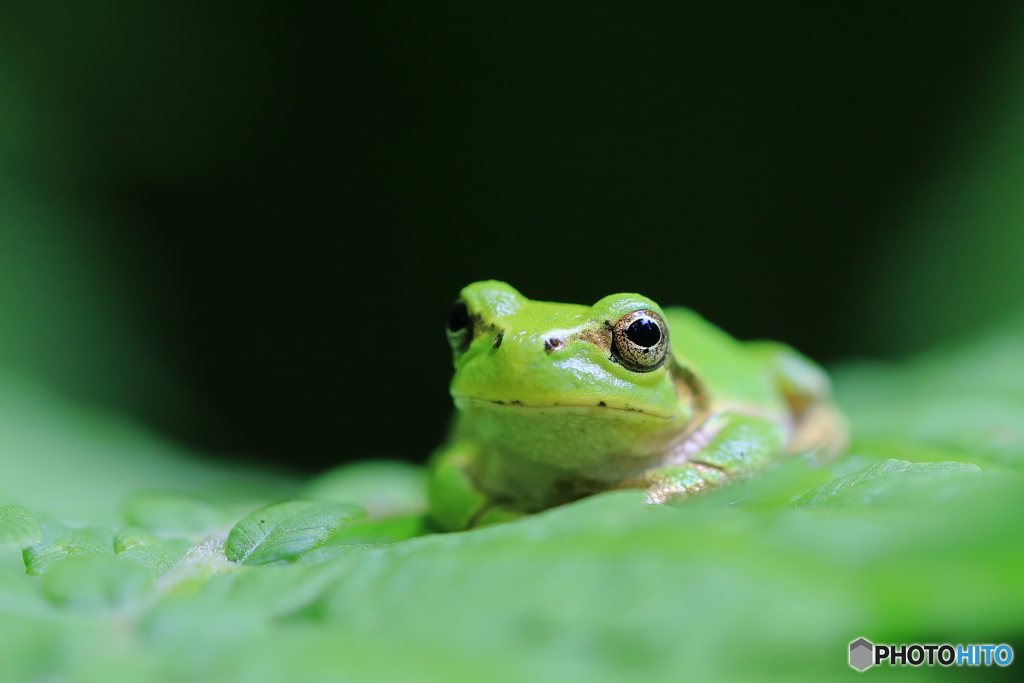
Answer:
(427, 280, 848, 531)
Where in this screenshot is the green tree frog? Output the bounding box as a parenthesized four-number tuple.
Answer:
(428, 281, 847, 531)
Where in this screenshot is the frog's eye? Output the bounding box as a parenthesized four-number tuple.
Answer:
(611, 309, 668, 372)
(447, 300, 473, 352)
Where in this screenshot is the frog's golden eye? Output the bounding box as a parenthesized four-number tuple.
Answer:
(611, 309, 668, 372)
(447, 300, 473, 352)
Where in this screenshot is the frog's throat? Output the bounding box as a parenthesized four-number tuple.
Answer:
(452, 395, 678, 421)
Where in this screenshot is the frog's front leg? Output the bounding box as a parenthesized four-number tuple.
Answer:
(644, 413, 786, 504)
(427, 439, 526, 531)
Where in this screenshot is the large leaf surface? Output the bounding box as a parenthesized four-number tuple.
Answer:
(2, 320, 1024, 682)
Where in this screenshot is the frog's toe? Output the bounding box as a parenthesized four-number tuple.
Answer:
(645, 463, 727, 504)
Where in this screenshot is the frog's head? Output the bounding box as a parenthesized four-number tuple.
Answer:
(447, 281, 686, 422)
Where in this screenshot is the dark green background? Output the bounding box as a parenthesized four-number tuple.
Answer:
(1, 1, 1021, 470)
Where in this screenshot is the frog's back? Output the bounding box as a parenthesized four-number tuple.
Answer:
(663, 307, 787, 416)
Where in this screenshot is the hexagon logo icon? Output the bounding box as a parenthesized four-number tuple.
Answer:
(849, 638, 874, 671)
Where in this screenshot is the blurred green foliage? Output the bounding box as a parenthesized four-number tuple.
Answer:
(860, 30, 1024, 356)
(0, 176, 184, 420)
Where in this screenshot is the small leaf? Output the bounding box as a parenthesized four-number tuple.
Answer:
(793, 459, 981, 508)
(115, 526, 183, 575)
(122, 491, 226, 535)
(301, 460, 427, 519)
(0, 505, 42, 551)
(23, 519, 113, 576)
(41, 554, 154, 611)
(225, 500, 365, 565)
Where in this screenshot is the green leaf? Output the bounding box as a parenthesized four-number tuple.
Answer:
(0, 505, 42, 551)
(224, 500, 365, 565)
(41, 554, 154, 611)
(22, 518, 113, 576)
(793, 458, 982, 508)
(114, 526, 183, 576)
(121, 491, 227, 535)
(301, 460, 427, 519)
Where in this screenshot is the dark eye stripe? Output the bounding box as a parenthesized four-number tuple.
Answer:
(448, 301, 470, 333)
(447, 300, 474, 353)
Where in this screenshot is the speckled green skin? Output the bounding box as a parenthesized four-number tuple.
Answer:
(428, 281, 845, 531)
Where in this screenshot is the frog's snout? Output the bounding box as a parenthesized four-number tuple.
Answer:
(486, 328, 555, 353)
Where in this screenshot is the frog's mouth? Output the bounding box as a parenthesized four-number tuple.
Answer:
(452, 395, 675, 420)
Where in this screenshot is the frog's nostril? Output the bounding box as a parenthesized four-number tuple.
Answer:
(544, 338, 565, 353)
